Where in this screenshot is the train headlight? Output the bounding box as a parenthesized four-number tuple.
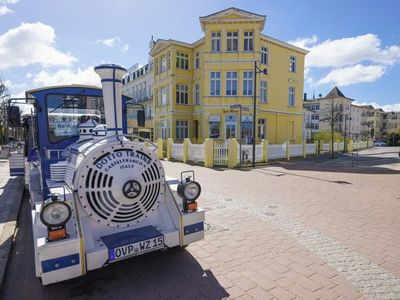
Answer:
(40, 201, 72, 228)
(179, 181, 201, 201)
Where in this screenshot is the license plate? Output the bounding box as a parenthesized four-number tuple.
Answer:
(108, 236, 164, 262)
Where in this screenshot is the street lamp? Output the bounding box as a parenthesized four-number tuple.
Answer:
(230, 104, 249, 166)
(252, 61, 268, 167)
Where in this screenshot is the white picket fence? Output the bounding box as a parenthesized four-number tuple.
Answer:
(165, 139, 372, 167)
(213, 141, 228, 166)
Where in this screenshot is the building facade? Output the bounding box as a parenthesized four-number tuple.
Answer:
(122, 59, 154, 139)
(150, 8, 308, 144)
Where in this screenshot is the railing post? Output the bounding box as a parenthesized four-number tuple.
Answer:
(167, 138, 173, 160)
(183, 138, 190, 163)
(319, 140, 324, 155)
(262, 140, 268, 162)
(286, 140, 290, 160)
(348, 140, 353, 152)
(157, 138, 163, 159)
(203, 138, 214, 168)
(303, 140, 306, 158)
(227, 138, 238, 168)
(315, 140, 319, 155)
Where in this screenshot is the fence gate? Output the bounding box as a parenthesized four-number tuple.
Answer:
(213, 141, 228, 166)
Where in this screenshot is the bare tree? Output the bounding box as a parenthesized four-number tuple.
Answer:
(0, 78, 10, 145)
(319, 98, 343, 159)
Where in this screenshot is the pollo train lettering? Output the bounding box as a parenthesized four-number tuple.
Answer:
(95, 150, 151, 172)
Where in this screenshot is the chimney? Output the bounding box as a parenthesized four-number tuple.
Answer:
(94, 64, 127, 136)
(303, 93, 307, 101)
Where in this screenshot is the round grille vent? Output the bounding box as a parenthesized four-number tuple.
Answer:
(74, 141, 164, 227)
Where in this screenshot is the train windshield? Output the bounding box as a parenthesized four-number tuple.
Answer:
(46, 94, 105, 143)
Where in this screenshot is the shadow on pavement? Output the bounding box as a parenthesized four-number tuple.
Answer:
(1, 193, 228, 300)
(271, 151, 400, 175)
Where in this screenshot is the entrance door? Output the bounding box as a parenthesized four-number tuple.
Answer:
(225, 123, 236, 139)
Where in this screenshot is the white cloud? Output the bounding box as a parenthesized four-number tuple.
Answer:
(318, 64, 386, 86)
(4, 79, 25, 90)
(0, 5, 12, 15)
(26, 72, 32, 78)
(288, 34, 318, 49)
(96, 37, 120, 47)
(353, 101, 400, 112)
(33, 66, 100, 87)
(0, 0, 20, 4)
(0, 22, 77, 70)
(122, 43, 129, 53)
(295, 34, 400, 68)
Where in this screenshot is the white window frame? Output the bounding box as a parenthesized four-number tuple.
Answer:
(258, 118, 267, 140)
(289, 56, 296, 72)
(244, 31, 253, 51)
(176, 120, 189, 139)
(260, 80, 267, 103)
(227, 31, 238, 52)
(194, 84, 200, 104)
(210, 71, 221, 96)
(211, 32, 221, 52)
(176, 84, 189, 104)
(261, 46, 269, 65)
(195, 52, 200, 69)
(176, 52, 189, 70)
(226, 71, 238, 96)
(243, 71, 253, 96)
(288, 87, 295, 106)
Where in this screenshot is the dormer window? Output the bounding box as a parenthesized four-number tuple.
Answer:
(244, 31, 253, 51)
(227, 31, 238, 52)
(211, 32, 221, 52)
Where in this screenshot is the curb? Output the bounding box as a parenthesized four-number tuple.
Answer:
(0, 176, 25, 292)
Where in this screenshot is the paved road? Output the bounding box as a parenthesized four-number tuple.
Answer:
(1, 147, 400, 299)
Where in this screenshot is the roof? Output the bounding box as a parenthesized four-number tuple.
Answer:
(325, 86, 346, 99)
(261, 34, 309, 55)
(199, 7, 266, 31)
(26, 84, 101, 94)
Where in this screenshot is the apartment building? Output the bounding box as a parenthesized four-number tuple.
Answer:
(150, 7, 308, 144)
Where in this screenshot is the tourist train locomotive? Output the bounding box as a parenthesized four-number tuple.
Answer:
(8, 64, 205, 285)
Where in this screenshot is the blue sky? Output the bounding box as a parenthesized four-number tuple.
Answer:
(1, 0, 400, 111)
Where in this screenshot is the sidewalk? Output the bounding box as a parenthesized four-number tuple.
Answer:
(0, 159, 25, 291)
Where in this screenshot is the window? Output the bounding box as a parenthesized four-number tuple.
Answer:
(154, 59, 158, 75)
(176, 120, 189, 139)
(167, 52, 171, 70)
(288, 87, 295, 106)
(160, 55, 167, 73)
(243, 71, 253, 96)
(289, 56, 296, 72)
(211, 32, 221, 52)
(46, 94, 104, 143)
(176, 84, 189, 104)
(261, 46, 269, 65)
(260, 80, 267, 103)
(195, 84, 200, 104)
(244, 31, 253, 51)
(227, 31, 238, 52)
(209, 122, 220, 138)
(210, 71, 221, 96)
(159, 120, 169, 139)
(258, 118, 267, 140)
(195, 52, 200, 69)
(161, 87, 167, 106)
(176, 52, 189, 70)
(226, 71, 238, 96)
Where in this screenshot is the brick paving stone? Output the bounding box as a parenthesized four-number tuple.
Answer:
(269, 286, 296, 300)
(288, 284, 318, 300)
(233, 277, 257, 291)
(226, 286, 245, 299)
(246, 287, 274, 300)
(295, 276, 323, 292)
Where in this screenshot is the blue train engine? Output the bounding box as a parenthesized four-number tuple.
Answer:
(7, 64, 205, 285)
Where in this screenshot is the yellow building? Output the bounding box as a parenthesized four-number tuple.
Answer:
(150, 7, 308, 144)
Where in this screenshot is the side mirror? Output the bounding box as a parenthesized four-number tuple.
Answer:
(8, 106, 21, 127)
(137, 110, 145, 127)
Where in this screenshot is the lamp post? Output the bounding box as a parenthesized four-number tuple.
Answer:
(252, 61, 268, 167)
